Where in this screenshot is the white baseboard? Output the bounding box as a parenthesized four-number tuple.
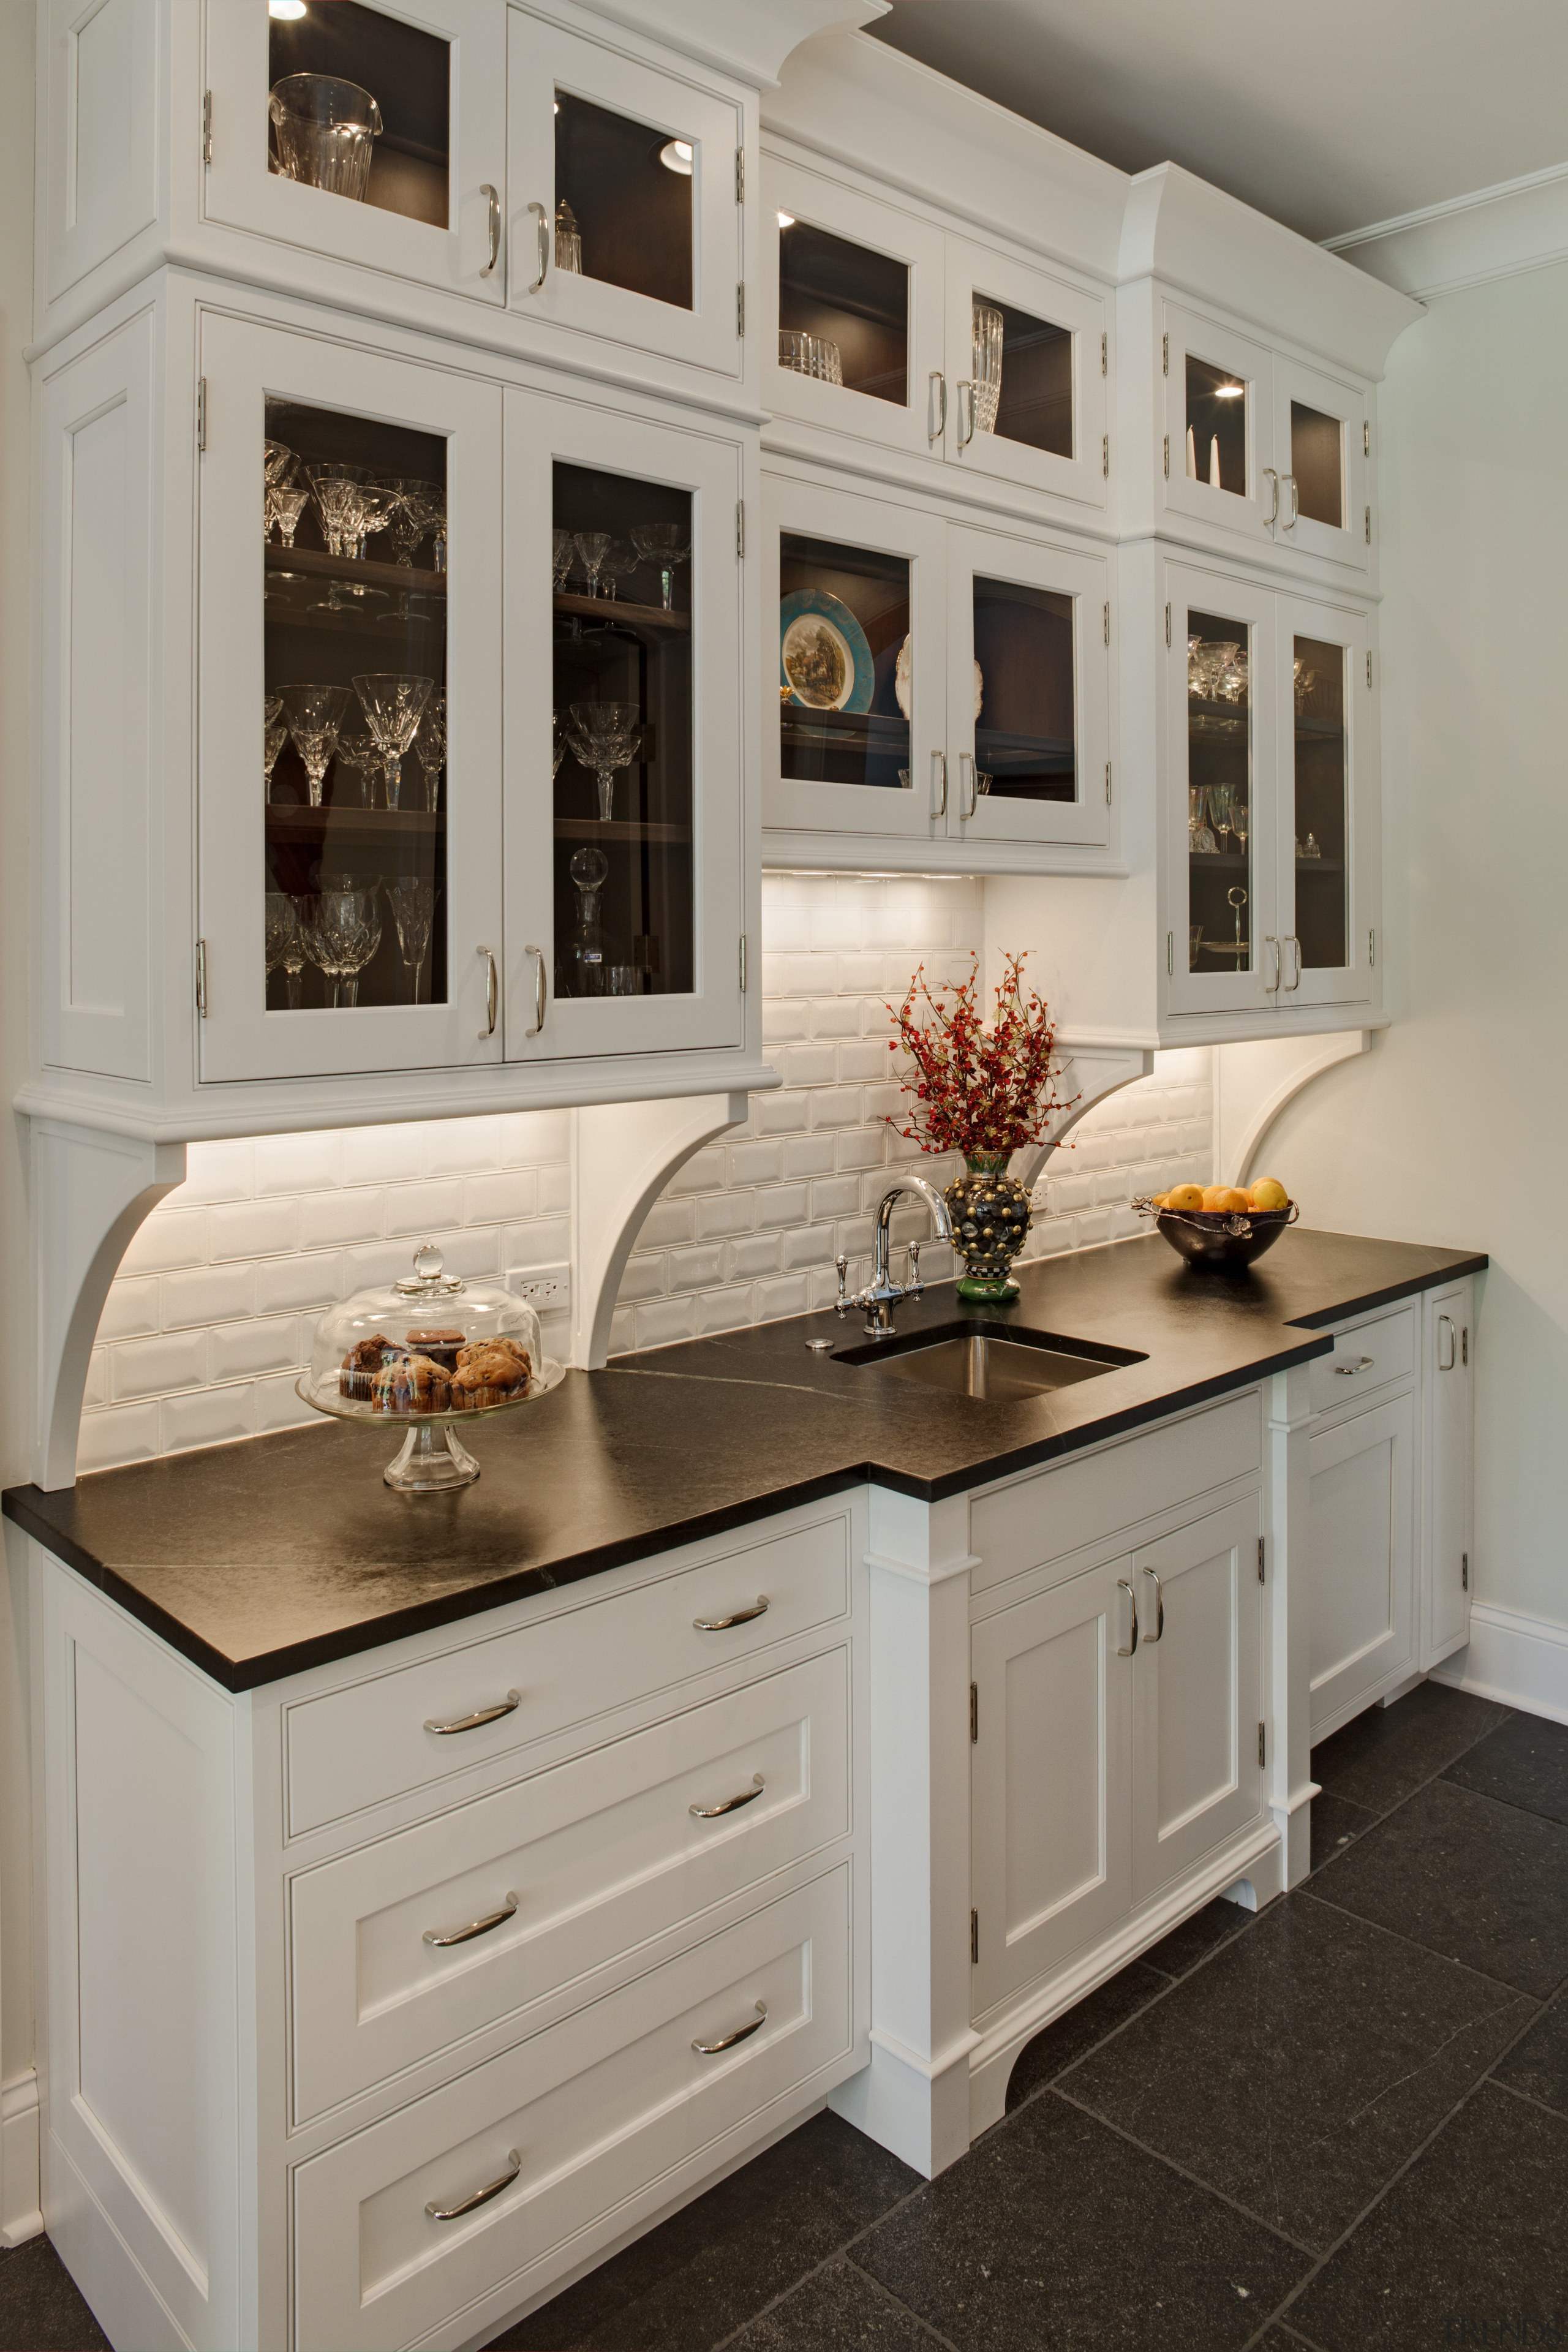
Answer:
(1430, 1604, 1568, 1727)
(1, 2071, 42, 2246)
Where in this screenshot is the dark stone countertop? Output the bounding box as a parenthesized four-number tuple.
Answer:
(2, 1228, 1485, 1694)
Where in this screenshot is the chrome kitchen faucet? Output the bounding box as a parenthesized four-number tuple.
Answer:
(834, 1176, 956, 1336)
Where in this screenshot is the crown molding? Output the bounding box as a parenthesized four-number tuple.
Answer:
(1325, 160, 1568, 301)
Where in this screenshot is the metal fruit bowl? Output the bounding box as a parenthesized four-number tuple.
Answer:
(1133, 1196, 1298, 1270)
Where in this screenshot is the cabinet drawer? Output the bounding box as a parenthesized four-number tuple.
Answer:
(1310, 1305, 1415, 1413)
(970, 1393, 1261, 1597)
(293, 1869, 853, 2352)
(289, 1651, 850, 2124)
(285, 1510, 851, 1836)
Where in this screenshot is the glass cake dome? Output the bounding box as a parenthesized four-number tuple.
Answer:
(298, 1240, 564, 1492)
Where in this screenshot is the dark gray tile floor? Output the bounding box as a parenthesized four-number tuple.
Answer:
(6, 1688, 1564, 2352)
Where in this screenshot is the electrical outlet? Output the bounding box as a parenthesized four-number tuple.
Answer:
(508, 1264, 571, 1315)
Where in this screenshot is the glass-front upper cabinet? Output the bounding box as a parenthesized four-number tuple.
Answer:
(1161, 306, 1274, 550)
(1278, 595, 1375, 1008)
(197, 315, 503, 1083)
(764, 474, 947, 842)
(203, 0, 507, 306)
(1272, 359, 1369, 573)
(507, 12, 744, 379)
(942, 239, 1108, 513)
(504, 390, 743, 1058)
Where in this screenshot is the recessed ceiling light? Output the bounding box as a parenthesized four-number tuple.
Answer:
(777, 211, 795, 228)
(659, 138, 693, 175)
(268, 0, 307, 18)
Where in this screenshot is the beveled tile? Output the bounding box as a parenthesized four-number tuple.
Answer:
(854, 2090, 1308, 2352)
(725, 2260, 948, 2350)
(1308, 1682, 1510, 1816)
(487, 2112, 919, 2352)
(1308, 1792, 1378, 1874)
(1061, 1891, 1529, 2250)
(1005, 1961, 1170, 2112)
(1140, 1896, 1253, 1980)
(1444, 1711, 1568, 1826)
(1310, 1778, 1568, 1997)
(1292, 2083, 1568, 2350)
(1493, 1993, 1568, 2117)
(0, 2236, 113, 2352)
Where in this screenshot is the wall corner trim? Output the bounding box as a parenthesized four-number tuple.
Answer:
(1324, 161, 1568, 301)
(0, 2071, 42, 2248)
(1430, 1603, 1568, 1728)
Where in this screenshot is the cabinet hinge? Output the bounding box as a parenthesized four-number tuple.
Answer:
(1101, 331, 1107, 376)
(1461, 1325, 1468, 1366)
(1461, 1551, 1469, 1592)
(196, 375, 207, 453)
(1166, 931, 1174, 975)
(1365, 504, 1371, 545)
(1257, 1535, 1265, 1583)
(970, 1682, 978, 1744)
(1258, 1722, 1267, 1768)
(1102, 432, 1109, 478)
(970, 1909, 979, 1965)
(202, 89, 212, 167)
(734, 146, 745, 204)
(1366, 651, 1373, 688)
(1368, 927, 1376, 967)
(739, 934, 748, 994)
(737, 282, 745, 337)
(1363, 419, 1370, 457)
(195, 940, 208, 1019)
(736, 499, 745, 558)
(1162, 330, 1169, 377)
(1102, 601, 1109, 647)
(1105, 760, 1112, 806)
(1164, 602, 1172, 647)
(1163, 433, 1169, 479)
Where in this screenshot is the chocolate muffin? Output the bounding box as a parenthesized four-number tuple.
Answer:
(404, 1327, 466, 1374)
(339, 1333, 401, 1401)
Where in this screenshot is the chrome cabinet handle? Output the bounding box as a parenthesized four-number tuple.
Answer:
(690, 1774, 765, 1820)
(426, 2150, 521, 2222)
(1335, 1354, 1376, 1378)
(424, 1691, 521, 1736)
(1264, 935, 1281, 993)
(1117, 1577, 1139, 1657)
(525, 944, 546, 1037)
(959, 752, 978, 820)
(693, 2000, 767, 2056)
(1283, 935, 1302, 992)
(480, 183, 501, 276)
(478, 945, 498, 1037)
(693, 1596, 769, 1632)
(1438, 1313, 1456, 1370)
(424, 1894, 519, 1948)
(526, 199, 548, 293)
(927, 370, 946, 442)
(1140, 1566, 1164, 1643)
(1283, 473, 1299, 530)
(931, 750, 948, 818)
(956, 379, 976, 448)
(1261, 467, 1279, 527)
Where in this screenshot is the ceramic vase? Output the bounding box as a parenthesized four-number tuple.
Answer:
(944, 1152, 1031, 1301)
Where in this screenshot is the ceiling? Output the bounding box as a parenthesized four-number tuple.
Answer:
(864, 1, 1568, 244)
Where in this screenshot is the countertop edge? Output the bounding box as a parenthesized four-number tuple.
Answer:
(1281, 1251, 1489, 1329)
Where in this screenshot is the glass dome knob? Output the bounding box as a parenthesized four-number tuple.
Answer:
(394, 1239, 464, 1296)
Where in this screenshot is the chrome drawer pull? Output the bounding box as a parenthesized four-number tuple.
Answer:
(690, 1774, 765, 1820)
(1334, 1355, 1375, 1377)
(425, 2149, 521, 2222)
(692, 2000, 767, 2056)
(1140, 1565, 1164, 1643)
(424, 1691, 521, 1736)
(1116, 1578, 1138, 1657)
(692, 1596, 769, 1632)
(423, 1894, 518, 1948)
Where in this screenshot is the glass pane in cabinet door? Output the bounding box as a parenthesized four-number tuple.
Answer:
(971, 578, 1074, 803)
(552, 463, 693, 1000)
(971, 295, 1071, 457)
(1185, 355, 1247, 494)
(554, 92, 693, 311)
(1293, 635, 1348, 969)
(1186, 611, 1253, 973)
(777, 221, 908, 404)
(1291, 403, 1344, 530)
(262, 398, 448, 1013)
(779, 535, 910, 793)
(268, 2, 450, 227)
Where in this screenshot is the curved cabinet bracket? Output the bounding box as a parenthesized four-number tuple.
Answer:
(573, 1093, 750, 1368)
(1216, 1031, 1371, 1190)
(30, 1119, 187, 1490)
(1011, 1043, 1156, 1194)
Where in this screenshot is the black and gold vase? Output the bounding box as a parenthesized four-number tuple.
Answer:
(944, 1152, 1031, 1300)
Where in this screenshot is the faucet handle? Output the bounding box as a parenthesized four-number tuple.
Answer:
(834, 1254, 850, 1314)
(907, 1240, 922, 1294)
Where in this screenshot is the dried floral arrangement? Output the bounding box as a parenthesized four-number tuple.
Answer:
(884, 952, 1077, 1160)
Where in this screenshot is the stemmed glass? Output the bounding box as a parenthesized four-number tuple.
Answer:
(551, 712, 566, 780)
(263, 439, 298, 489)
(387, 876, 435, 1002)
(353, 481, 401, 562)
(264, 703, 288, 802)
(320, 886, 383, 1008)
(598, 541, 639, 600)
(414, 701, 446, 813)
(279, 684, 352, 809)
(551, 529, 575, 590)
(630, 522, 690, 613)
(268, 483, 309, 547)
(376, 479, 443, 568)
(352, 673, 434, 809)
(305, 461, 371, 558)
(1208, 782, 1235, 857)
(264, 892, 304, 1008)
(574, 531, 612, 598)
(424, 488, 447, 574)
(1188, 785, 1216, 853)
(333, 727, 380, 809)
(563, 701, 641, 823)
(1233, 801, 1250, 864)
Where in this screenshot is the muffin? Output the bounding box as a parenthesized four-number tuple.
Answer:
(450, 1338, 532, 1409)
(339, 1333, 400, 1401)
(404, 1327, 466, 1374)
(371, 1353, 451, 1414)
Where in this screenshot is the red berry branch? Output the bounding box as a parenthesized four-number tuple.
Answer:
(884, 952, 1079, 1159)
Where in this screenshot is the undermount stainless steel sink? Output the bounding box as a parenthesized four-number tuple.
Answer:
(834, 1321, 1147, 1401)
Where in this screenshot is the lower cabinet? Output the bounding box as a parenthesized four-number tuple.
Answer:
(1423, 1279, 1475, 1667)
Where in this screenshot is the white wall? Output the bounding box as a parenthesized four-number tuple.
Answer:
(1259, 255, 1568, 1634)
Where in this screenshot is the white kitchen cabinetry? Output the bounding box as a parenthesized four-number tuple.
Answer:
(1306, 1302, 1420, 1739)
(1423, 1278, 1476, 1669)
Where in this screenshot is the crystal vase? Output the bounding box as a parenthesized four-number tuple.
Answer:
(943, 1152, 1031, 1302)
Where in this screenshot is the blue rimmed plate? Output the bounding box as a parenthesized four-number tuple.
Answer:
(780, 589, 875, 715)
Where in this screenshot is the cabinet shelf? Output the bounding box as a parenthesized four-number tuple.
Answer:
(264, 544, 447, 598)
(553, 591, 690, 635)
(552, 818, 692, 846)
(781, 708, 908, 752)
(264, 806, 443, 844)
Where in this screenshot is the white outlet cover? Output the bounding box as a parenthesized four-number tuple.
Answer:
(507, 1262, 571, 1313)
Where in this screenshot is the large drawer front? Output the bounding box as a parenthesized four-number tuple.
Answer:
(1309, 1305, 1415, 1414)
(970, 1393, 1261, 1597)
(285, 1510, 851, 1836)
(289, 1650, 850, 2124)
(293, 1868, 853, 2352)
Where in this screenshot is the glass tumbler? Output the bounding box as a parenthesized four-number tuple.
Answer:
(971, 301, 1005, 434)
(269, 74, 383, 203)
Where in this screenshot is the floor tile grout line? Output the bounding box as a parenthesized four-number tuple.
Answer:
(1484, 2073, 1568, 2125)
(704, 2169, 967, 2352)
(1293, 1883, 1551, 2000)
(1046, 2081, 1322, 2261)
(840, 2255, 970, 2352)
(1311, 1694, 1515, 1836)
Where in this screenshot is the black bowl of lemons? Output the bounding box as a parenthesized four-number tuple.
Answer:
(1135, 1177, 1297, 1270)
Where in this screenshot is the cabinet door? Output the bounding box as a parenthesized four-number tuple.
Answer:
(943, 238, 1108, 515)
(1164, 559, 1280, 1016)
(765, 157, 947, 461)
(504, 387, 744, 1059)
(1308, 1392, 1417, 1734)
(1131, 1497, 1262, 1901)
(508, 10, 743, 380)
(1273, 356, 1370, 575)
(1276, 592, 1377, 1010)
(1161, 303, 1276, 551)
(764, 471, 948, 843)
(970, 1560, 1134, 2017)
(946, 524, 1111, 850)
(197, 313, 503, 1084)
(204, 0, 507, 308)
(1424, 1286, 1474, 1667)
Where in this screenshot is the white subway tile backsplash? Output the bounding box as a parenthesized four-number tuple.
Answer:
(210, 1316, 303, 1384)
(111, 1331, 208, 1402)
(118, 1208, 208, 1275)
(423, 1118, 502, 1176)
(255, 1251, 345, 1316)
(162, 1384, 257, 1456)
(695, 1193, 755, 1242)
(162, 1264, 255, 1332)
(208, 1199, 298, 1262)
(727, 1232, 783, 1281)
(77, 1401, 160, 1473)
(96, 1278, 161, 1343)
(254, 1132, 341, 1198)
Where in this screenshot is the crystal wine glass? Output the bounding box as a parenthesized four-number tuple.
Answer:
(300, 897, 344, 1009)
(387, 875, 435, 1003)
(598, 540, 639, 600)
(271, 484, 309, 548)
(564, 846, 613, 996)
(318, 886, 382, 1009)
(551, 529, 575, 591)
(263, 439, 298, 488)
(305, 461, 371, 558)
(333, 727, 380, 809)
(424, 488, 447, 575)
(264, 892, 302, 1006)
(263, 710, 288, 802)
(352, 481, 401, 562)
(574, 531, 612, 599)
(1233, 801, 1250, 861)
(551, 711, 566, 780)
(376, 478, 443, 568)
(1208, 782, 1235, 856)
(279, 684, 352, 809)
(414, 701, 446, 813)
(563, 701, 641, 823)
(630, 522, 690, 613)
(1188, 785, 1216, 853)
(352, 673, 434, 808)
